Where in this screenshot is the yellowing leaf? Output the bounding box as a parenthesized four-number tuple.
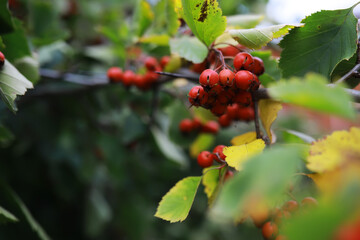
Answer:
(259, 100, 282, 143)
(202, 168, 219, 200)
(230, 132, 257, 146)
(139, 34, 169, 46)
(223, 139, 266, 171)
(307, 127, 360, 173)
(155, 176, 201, 222)
(190, 134, 215, 158)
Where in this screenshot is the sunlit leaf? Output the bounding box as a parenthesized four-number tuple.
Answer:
(139, 34, 170, 46)
(155, 176, 201, 222)
(226, 14, 264, 29)
(190, 134, 215, 158)
(223, 139, 265, 171)
(202, 168, 219, 200)
(259, 100, 282, 143)
(180, 0, 227, 46)
(279, 6, 358, 78)
(229, 24, 302, 49)
(230, 131, 257, 146)
(170, 36, 208, 63)
(153, 0, 180, 35)
(268, 73, 356, 120)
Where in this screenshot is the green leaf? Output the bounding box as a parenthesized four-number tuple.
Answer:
(153, 0, 180, 35)
(226, 14, 264, 29)
(0, 60, 33, 113)
(202, 168, 219, 200)
(169, 36, 208, 63)
(0, 19, 32, 62)
(180, 0, 227, 47)
(0, 0, 14, 34)
(268, 73, 356, 120)
(190, 133, 215, 158)
(14, 56, 40, 84)
(0, 205, 18, 223)
(211, 145, 302, 220)
(229, 24, 302, 49)
(279, 6, 358, 78)
(252, 51, 282, 86)
(331, 53, 360, 88)
(155, 176, 201, 222)
(134, 0, 154, 37)
(139, 34, 170, 46)
(151, 127, 188, 167)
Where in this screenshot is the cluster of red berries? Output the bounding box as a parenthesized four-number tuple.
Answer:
(0, 51, 5, 67)
(179, 118, 220, 134)
(107, 56, 170, 90)
(188, 52, 264, 128)
(251, 197, 318, 240)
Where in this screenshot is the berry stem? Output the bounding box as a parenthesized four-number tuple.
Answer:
(211, 48, 226, 70)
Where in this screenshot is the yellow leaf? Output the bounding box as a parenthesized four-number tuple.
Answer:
(259, 100, 282, 143)
(223, 139, 266, 171)
(307, 127, 360, 173)
(231, 132, 257, 146)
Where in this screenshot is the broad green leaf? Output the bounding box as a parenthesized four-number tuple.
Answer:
(0, 60, 33, 112)
(223, 139, 266, 171)
(268, 73, 356, 119)
(14, 56, 40, 84)
(169, 36, 208, 63)
(155, 176, 201, 222)
(279, 6, 358, 78)
(211, 146, 302, 220)
(202, 168, 219, 200)
(251, 51, 282, 85)
(259, 99, 283, 143)
(0, 19, 32, 62)
(214, 32, 240, 48)
(229, 24, 302, 49)
(226, 14, 264, 29)
(190, 134, 215, 158)
(153, 0, 180, 35)
(180, 0, 227, 46)
(134, 0, 154, 37)
(0, 0, 14, 34)
(151, 127, 188, 166)
(0, 205, 18, 223)
(139, 34, 170, 46)
(230, 131, 257, 146)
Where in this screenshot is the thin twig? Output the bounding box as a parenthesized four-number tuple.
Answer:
(334, 63, 360, 84)
(155, 71, 198, 82)
(251, 92, 262, 139)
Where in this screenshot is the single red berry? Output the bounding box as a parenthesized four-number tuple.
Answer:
(160, 56, 171, 68)
(134, 74, 148, 90)
(234, 70, 257, 91)
(201, 121, 219, 134)
(122, 70, 135, 87)
(213, 145, 226, 162)
(217, 91, 233, 105)
(226, 103, 240, 119)
(224, 170, 234, 181)
(301, 197, 318, 207)
(199, 69, 220, 88)
(282, 200, 299, 213)
(262, 222, 278, 239)
(218, 45, 241, 57)
(219, 69, 235, 87)
(237, 107, 255, 122)
(218, 114, 232, 127)
(251, 209, 270, 228)
(233, 52, 254, 71)
(210, 102, 227, 116)
(233, 91, 252, 107)
(207, 84, 224, 96)
(107, 67, 123, 83)
(275, 235, 288, 240)
(197, 151, 214, 168)
(191, 118, 202, 130)
(251, 57, 265, 76)
(145, 57, 159, 71)
(179, 119, 193, 133)
(188, 86, 208, 107)
(191, 61, 207, 74)
(0, 51, 5, 67)
(144, 71, 159, 85)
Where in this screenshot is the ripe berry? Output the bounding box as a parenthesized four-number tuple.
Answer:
(144, 71, 159, 85)
(237, 107, 255, 121)
(145, 57, 158, 71)
(218, 45, 241, 57)
(275, 235, 287, 240)
(262, 221, 278, 239)
(188, 86, 208, 107)
(207, 84, 223, 96)
(234, 52, 254, 71)
(191, 117, 202, 130)
(219, 69, 235, 87)
(218, 114, 232, 127)
(179, 119, 193, 133)
(210, 102, 227, 116)
(191, 61, 207, 73)
(250, 209, 269, 228)
(301, 197, 318, 207)
(197, 151, 214, 168)
(224, 170, 234, 181)
(233, 91, 252, 107)
(226, 103, 240, 119)
(107, 67, 123, 83)
(251, 57, 265, 76)
(160, 56, 171, 68)
(122, 70, 135, 87)
(134, 74, 147, 90)
(234, 70, 257, 91)
(199, 69, 219, 88)
(213, 145, 226, 162)
(201, 121, 219, 134)
(282, 200, 299, 213)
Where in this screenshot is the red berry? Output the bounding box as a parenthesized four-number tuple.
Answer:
(237, 107, 255, 122)
(210, 102, 227, 116)
(160, 56, 171, 68)
(0, 51, 5, 67)
(192, 118, 202, 130)
(191, 61, 207, 74)
(226, 103, 240, 119)
(134, 74, 148, 90)
(219, 69, 235, 87)
(107, 67, 123, 83)
(282, 200, 299, 213)
(199, 69, 219, 88)
(213, 145, 226, 162)
(207, 84, 224, 96)
(224, 170, 234, 181)
(251, 209, 269, 228)
(144, 71, 159, 85)
(179, 119, 193, 133)
(262, 222, 278, 239)
(234, 70, 257, 91)
(201, 121, 219, 134)
(197, 151, 214, 168)
(218, 114, 232, 127)
(233, 52, 254, 71)
(218, 45, 241, 57)
(275, 235, 287, 240)
(122, 70, 135, 87)
(188, 86, 208, 107)
(145, 57, 158, 71)
(233, 91, 252, 107)
(251, 57, 265, 76)
(301, 197, 318, 207)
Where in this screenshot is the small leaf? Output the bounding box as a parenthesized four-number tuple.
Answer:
(259, 99, 283, 143)
(190, 134, 215, 158)
(202, 168, 219, 200)
(226, 14, 264, 29)
(279, 6, 358, 78)
(155, 176, 201, 222)
(0, 205, 18, 223)
(268, 73, 356, 119)
(139, 34, 170, 46)
(230, 131, 257, 146)
(164, 54, 182, 72)
(223, 139, 266, 171)
(169, 36, 208, 63)
(229, 24, 302, 49)
(153, 0, 180, 35)
(180, 0, 227, 47)
(134, 0, 154, 37)
(307, 127, 360, 173)
(0, 60, 34, 112)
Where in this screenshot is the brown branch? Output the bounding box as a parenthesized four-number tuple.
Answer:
(251, 92, 262, 139)
(334, 63, 360, 84)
